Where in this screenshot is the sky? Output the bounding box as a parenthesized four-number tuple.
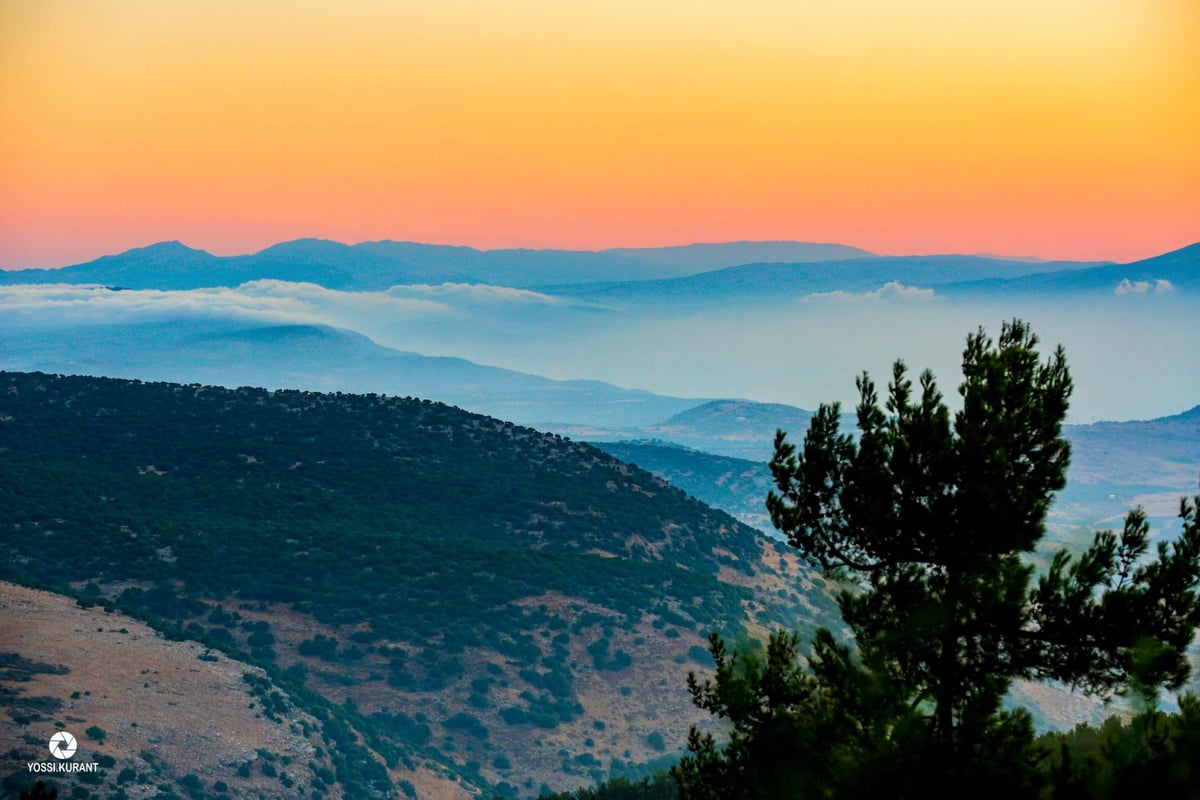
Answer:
(2, 0, 1198, 269)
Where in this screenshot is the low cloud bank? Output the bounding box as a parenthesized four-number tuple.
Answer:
(0, 280, 562, 331)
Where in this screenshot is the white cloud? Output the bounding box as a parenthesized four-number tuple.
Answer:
(384, 282, 562, 305)
(0, 283, 299, 323)
(799, 281, 937, 303)
(0, 281, 525, 331)
(1114, 278, 1174, 296)
(0, 281, 571, 365)
(234, 280, 448, 315)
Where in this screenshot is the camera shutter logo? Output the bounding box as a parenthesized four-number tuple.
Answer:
(49, 731, 77, 760)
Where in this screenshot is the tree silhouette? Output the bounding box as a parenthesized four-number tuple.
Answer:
(678, 320, 1200, 798)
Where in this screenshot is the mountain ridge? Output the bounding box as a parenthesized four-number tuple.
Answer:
(0, 319, 709, 429)
(0, 239, 877, 291)
(937, 240, 1200, 297)
(4, 240, 1193, 304)
(545, 253, 1117, 307)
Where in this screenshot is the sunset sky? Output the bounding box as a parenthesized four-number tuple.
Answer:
(2, 0, 1198, 269)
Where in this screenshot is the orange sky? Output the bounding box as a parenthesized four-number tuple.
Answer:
(1, 0, 1197, 268)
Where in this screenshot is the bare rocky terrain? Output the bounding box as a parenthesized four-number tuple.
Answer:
(0, 581, 467, 800)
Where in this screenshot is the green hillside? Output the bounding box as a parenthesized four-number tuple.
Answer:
(0, 371, 836, 799)
(590, 441, 775, 533)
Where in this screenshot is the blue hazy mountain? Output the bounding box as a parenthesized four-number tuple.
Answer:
(570, 400, 861, 461)
(634, 399, 819, 460)
(591, 440, 777, 533)
(545, 243, 1196, 308)
(0, 241, 224, 285)
(4, 240, 1193, 307)
(546, 253, 1112, 308)
(1054, 402, 1200, 530)
(0, 238, 875, 291)
(0, 319, 706, 428)
(6, 239, 1193, 312)
(590, 403, 1200, 542)
(938, 241, 1200, 297)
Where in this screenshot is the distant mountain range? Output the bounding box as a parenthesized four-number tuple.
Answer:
(5, 239, 1194, 310)
(554, 244, 1200, 308)
(0, 238, 874, 291)
(0, 319, 705, 429)
(573, 400, 827, 461)
(0, 314, 854, 450)
(547, 254, 1110, 307)
(1053, 403, 1200, 531)
(938, 242, 1200, 297)
(589, 402, 1200, 539)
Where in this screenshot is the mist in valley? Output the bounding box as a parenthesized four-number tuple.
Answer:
(4, 277, 1192, 425)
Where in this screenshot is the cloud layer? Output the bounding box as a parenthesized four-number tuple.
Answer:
(0, 281, 563, 331)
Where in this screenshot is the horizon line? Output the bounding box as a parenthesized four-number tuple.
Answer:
(7, 235, 1197, 272)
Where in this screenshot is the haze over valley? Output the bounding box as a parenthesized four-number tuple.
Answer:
(3, 240, 1197, 426)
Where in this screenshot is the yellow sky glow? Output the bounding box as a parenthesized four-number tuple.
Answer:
(1, 0, 1197, 266)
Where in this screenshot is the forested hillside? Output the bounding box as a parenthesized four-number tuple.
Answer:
(0, 371, 836, 799)
(591, 441, 775, 533)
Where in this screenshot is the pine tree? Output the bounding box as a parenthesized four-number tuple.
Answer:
(678, 320, 1200, 798)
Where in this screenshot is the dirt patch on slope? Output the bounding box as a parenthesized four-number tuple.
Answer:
(0, 581, 325, 798)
